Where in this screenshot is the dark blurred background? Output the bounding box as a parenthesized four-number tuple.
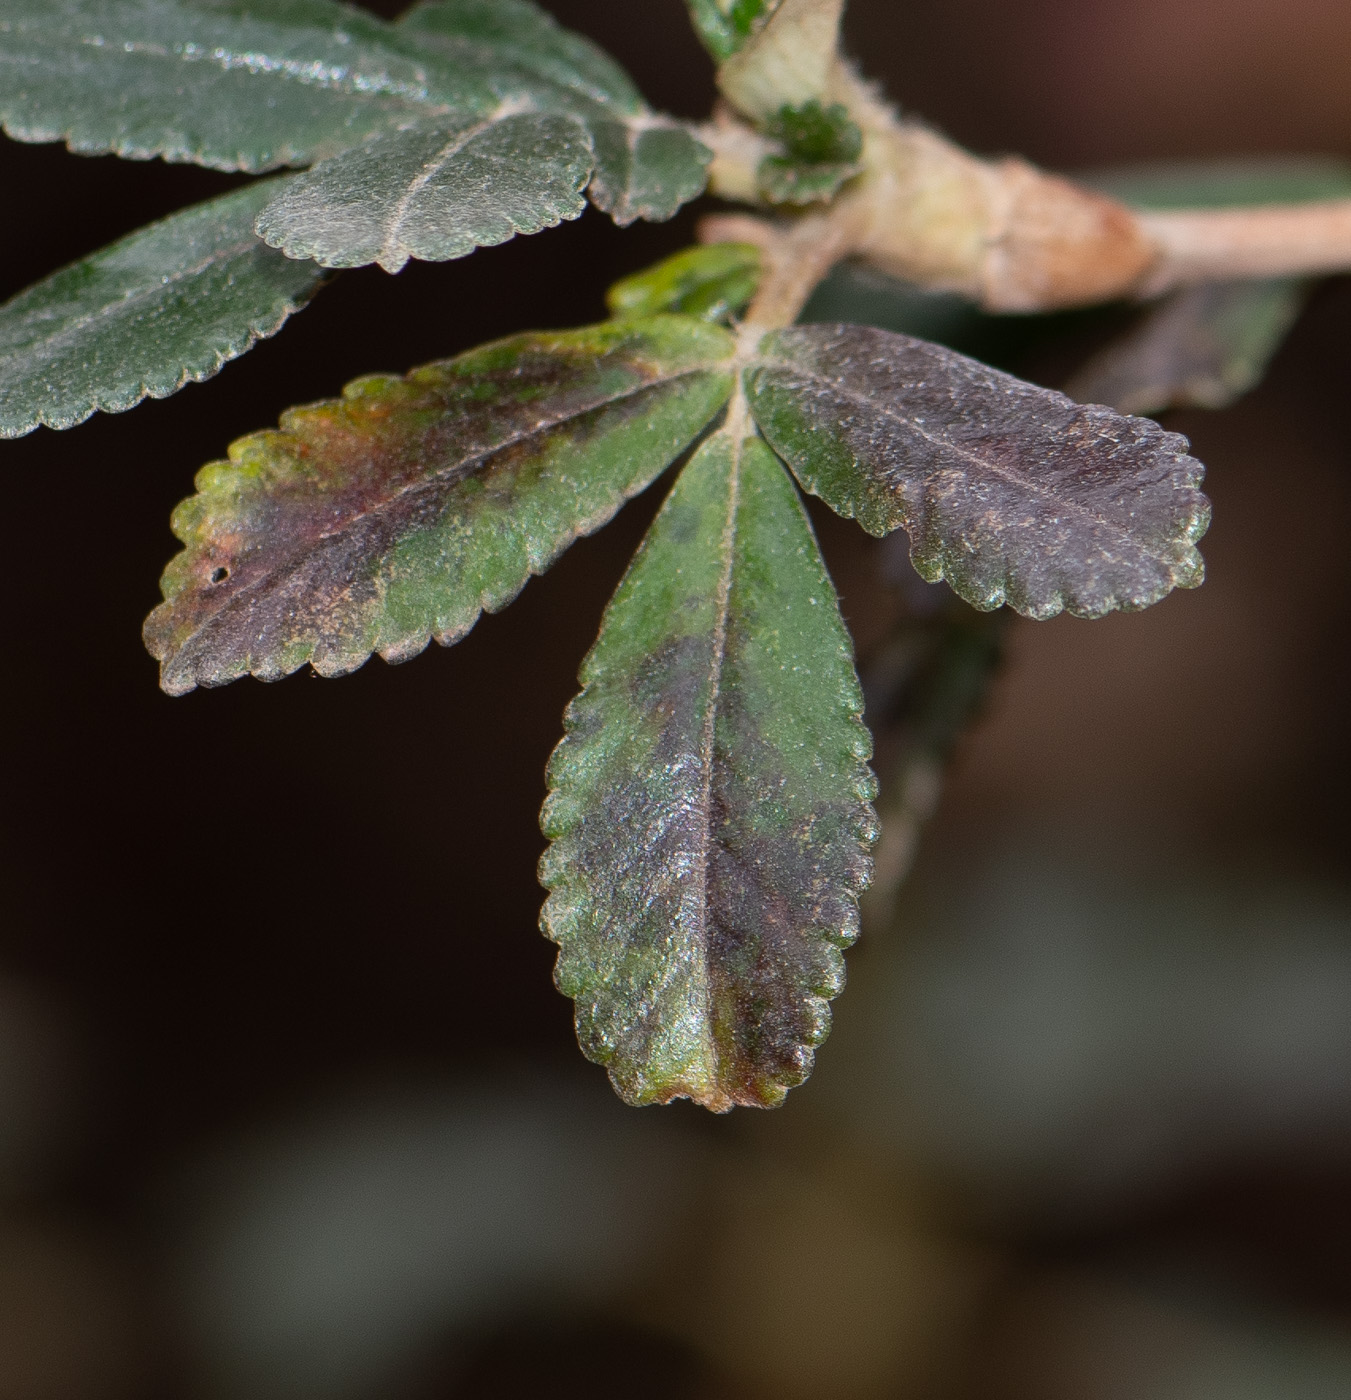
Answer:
(3, 2, 1351, 1396)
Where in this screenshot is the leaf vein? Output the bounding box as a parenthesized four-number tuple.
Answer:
(2, 236, 269, 359)
(758, 358, 1177, 554)
(382, 103, 529, 260)
(189, 363, 727, 634)
(691, 413, 747, 1084)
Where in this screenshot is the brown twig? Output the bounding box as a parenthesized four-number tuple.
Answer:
(1137, 200, 1351, 293)
(699, 65, 1351, 316)
(746, 204, 872, 329)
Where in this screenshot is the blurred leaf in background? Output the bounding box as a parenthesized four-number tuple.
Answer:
(1069, 157, 1351, 414)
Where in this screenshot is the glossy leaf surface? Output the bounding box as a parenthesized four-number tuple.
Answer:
(745, 324, 1211, 620)
(0, 0, 476, 171)
(144, 316, 736, 694)
(541, 429, 877, 1111)
(0, 0, 708, 232)
(606, 243, 762, 323)
(0, 178, 324, 437)
(254, 110, 593, 272)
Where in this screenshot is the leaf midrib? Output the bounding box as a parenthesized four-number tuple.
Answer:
(1, 235, 285, 363)
(690, 427, 744, 1097)
(183, 362, 733, 636)
(376, 99, 559, 266)
(754, 353, 1185, 559)
(53, 28, 441, 107)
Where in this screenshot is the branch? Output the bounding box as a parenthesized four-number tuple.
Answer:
(742, 202, 870, 329)
(1138, 201, 1351, 293)
(700, 64, 1351, 316)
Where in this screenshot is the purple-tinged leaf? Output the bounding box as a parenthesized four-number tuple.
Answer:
(541, 429, 878, 1111)
(144, 316, 736, 694)
(1065, 278, 1306, 416)
(745, 324, 1211, 620)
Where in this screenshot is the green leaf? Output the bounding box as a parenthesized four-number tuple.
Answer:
(0, 0, 488, 172)
(253, 110, 594, 272)
(606, 243, 762, 323)
(540, 428, 878, 1111)
(685, 0, 780, 63)
(765, 99, 860, 165)
(1079, 155, 1351, 211)
(585, 117, 712, 227)
(397, 0, 645, 114)
(757, 154, 858, 205)
(744, 324, 1211, 620)
(399, 0, 711, 227)
(1065, 278, 1306, 416)
(143, 316, 735, 695)
(1, 1, 709, 235)
(0, 178, 325, 437)
(756, 98, 862, 204)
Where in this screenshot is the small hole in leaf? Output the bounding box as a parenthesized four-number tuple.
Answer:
(209, 566, 230, 585)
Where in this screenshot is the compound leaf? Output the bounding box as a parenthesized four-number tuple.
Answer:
(606, 242, 762, 323)
(1, 1, 709, 234)
(0, 177, 325, 437)
(254, 109, 593, 272)
(540, 429, 878, 1111)
(400, 0, 710, 226)
(745, 324, 1211, 620)
(144, 315, 736, 694)
(0, 0, 488, 172)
